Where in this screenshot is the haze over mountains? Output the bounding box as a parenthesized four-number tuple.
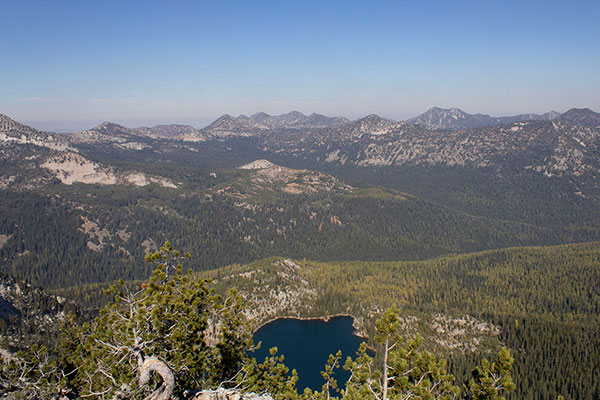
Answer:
(203, 111, 350, 137)
(9, 106, 599, 141)
(3, 106, 600, 195)
(0, 114, 178, 189)
(409, 107, 562, 130)
(201, 107, 571, 134)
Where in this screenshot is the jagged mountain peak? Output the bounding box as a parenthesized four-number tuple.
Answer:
(411, 107, 473, 127)
(92, 121, 131, 133)
(251, 112, 269, 119)
(558, 108, 600, 127)
(564, 107, 595, 113)
(410, 107, 561, 130)
(341, 114, 411, 137)
(204, 111, 350, 135)
(429, 106, 464, 113)
(0, 114, 72, 153)
(359, 114, 391, 123)
(425, 106, 469, 116)
(215, 114, 236, 122)
(354, 114, 401, 128)
(285, 110, 305, 118)
(0, 114, 36, 133)
(0, 113, 17, 125)
(204, 114, 247, 132)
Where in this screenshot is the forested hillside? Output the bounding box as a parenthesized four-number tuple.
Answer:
(53, 241, 600, 399)
(5, 160, 596, 291)
(198, 242, 600, 400)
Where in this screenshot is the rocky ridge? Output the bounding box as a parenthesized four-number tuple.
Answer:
(209, 258, 318, 325)
(203, 111, 349, 137)
(4, 107, 600, 195)
(218, 159, 353, 201)
(0, 272, 77, 348)
(135, 124, 207, 141)
(1, 116, 178, 189)
(409, 106, 560, 130)
(0, 114, 72, 152)
(67, 121, 152, 149)
(69, 121, 208, 145)
(256, 110, 600, 187)
(557, 107, 600, 127)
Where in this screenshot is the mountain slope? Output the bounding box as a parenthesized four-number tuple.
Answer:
(67, 121, 153, 149)
(3, 156, 592, 290)
(1, 115, 177, 189)
(69, 121, 208, 144)
(200, 241, 600, 400)
(0, 271, 77, 349)
(248, 111, 600, 231)
(0, 114, 72, 152)
(409, 107, 560, 130)
(557, 107, 600, 127)
(203, 111, 349, 137)
(3, 111, 600, 289)
(134, 124, 207, 141)
(257, 117, 600, 182)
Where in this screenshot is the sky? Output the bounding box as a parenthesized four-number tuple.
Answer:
(1, 0, 599, 131)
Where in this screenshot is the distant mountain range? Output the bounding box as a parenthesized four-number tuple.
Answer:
(0, 114, 177, 189)
(202, 108, 570, 136)
(409, 106, 561, 130)
(68, 120, 207, 145)
(2, 106, 600, 293)
(557, 107, 600, 127)
(203, 111, 350, 137)
(255, 108, 600, 176)
(3, 107, 600, 192)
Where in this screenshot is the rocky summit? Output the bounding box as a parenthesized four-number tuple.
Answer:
(409, 106, 560, 130)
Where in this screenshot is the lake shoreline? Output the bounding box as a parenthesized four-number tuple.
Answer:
(251, 314, 372, 390)
(253, 313, 370, 341)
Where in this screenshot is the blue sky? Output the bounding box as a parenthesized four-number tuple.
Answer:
(1, 0, 599, 131)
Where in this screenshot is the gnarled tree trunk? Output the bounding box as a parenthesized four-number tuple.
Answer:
(139, 357, 175, 400)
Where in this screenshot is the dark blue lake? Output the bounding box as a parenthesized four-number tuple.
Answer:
(251, 316, 366, 392)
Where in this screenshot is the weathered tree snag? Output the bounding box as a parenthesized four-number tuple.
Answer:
(139, 357, 176, 400)
(137, 355, 276, 400)
(193, 388, 274, 400)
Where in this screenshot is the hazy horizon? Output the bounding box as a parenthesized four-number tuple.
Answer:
(12, 106, 583, 133)
(2, 0, 599, 131)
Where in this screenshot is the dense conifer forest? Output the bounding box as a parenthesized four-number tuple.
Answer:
(200, 243, 600, 400)
(2, 179, 598, 291)
(0, 244, 519, 400)
(43, 241, 600, 399)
